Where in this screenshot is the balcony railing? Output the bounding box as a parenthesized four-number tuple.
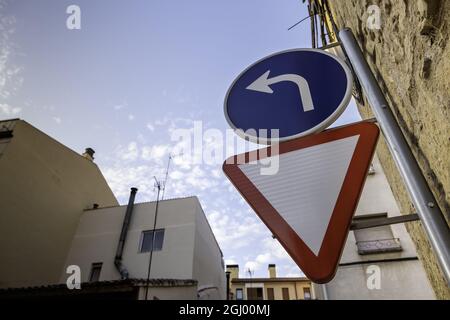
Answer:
(356, 238, 402, 255)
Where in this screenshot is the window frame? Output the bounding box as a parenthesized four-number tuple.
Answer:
(89, 262, 103, 282)
(236, 288, 244, 300)
(246, 287, 263, 300)
(282, 287, 290, 300)
(303, 287, 312, 300)
(266, 287, 275, 300)
(139, 228, 165, 253)
(353, 213, 402, 255)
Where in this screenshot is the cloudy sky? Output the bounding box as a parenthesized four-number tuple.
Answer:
(0, 0, 360, 277)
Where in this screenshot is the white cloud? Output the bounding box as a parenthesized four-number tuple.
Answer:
(173, 158, 191, 170)
(225, 259, 237, 265)
(285, 272, 303, 277)
(128, 114, 135, 121)
(169, 170, 184, 180)
(210, 169, 221, 179)
(147, 116, 194, 135)
(255, 253, 272, 264)
(52, 116, 62, 124)
(152, 145, 168, 159)
(0, 103, 21, 116)
(206, 208, 267, 252)
(185, 166, 212, 190)
(105, 133, 220, 202)
(117, 141, 139, 161)
(262, 237, 291, 260)
(0, 7, 22, 101)
(141, 144, 169, 162)
(244, 261, 261, 274)
(102, 163, 166, 200)
(113, 101, 128, 110)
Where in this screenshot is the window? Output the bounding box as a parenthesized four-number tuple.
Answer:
(140, 229, 165, 253)
(236, 288, 243, 300)
(247, 287, 263, 300)
(353, 214, 402, 255)
(368, 163, 376, 175)
(89, 262, 102, 282)
(303, 287, 311, 300)
(267, 288, 275, 300)
(282, 287, 290, 300)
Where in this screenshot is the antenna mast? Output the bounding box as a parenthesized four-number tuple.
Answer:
(161, 152, 183, 200)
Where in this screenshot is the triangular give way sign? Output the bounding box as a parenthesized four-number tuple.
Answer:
(223, 121, 380, 283)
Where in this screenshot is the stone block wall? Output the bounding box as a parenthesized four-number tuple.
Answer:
(326, 0, 449, 299)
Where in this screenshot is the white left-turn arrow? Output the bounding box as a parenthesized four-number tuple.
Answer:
(246, 70, 314, 112)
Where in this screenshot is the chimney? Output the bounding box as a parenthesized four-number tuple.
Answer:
(268, 264, 276, 278)
(82, 147, 95, 161)
(226, 265, 239, 280)
(115, 187, 138, 279)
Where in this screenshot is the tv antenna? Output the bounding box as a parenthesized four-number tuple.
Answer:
(161, 152, 183, 200)
(153, 176, 162, 192)
(145, 175, 162, 300)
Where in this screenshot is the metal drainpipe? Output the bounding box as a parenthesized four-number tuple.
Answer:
(225, 271, 231, 300)
(114, 187, 138, 279)
(322, 284, 329, 300)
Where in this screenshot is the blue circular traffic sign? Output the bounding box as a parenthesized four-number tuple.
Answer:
(224, 49, 353, 144)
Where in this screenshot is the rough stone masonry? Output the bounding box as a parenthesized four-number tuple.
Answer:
(327, 0, 450, 299)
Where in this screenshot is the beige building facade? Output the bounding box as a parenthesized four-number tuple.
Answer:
(227, 264, 314, 300)
(0, 119, 118, 289)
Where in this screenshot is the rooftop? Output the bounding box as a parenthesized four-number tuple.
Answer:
(83, 195, 199, 212)
(231, 277, 309, 283)
(0, 278, 198, 299)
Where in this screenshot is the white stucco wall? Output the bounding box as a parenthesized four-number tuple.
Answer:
(341, 157, 421, 264)
(315, 155, 435, 299)
(192, 200, 226, 299)
(60, 196, 225, 299)
(137, 285, 198, 300)
(323, 260, 435, 300)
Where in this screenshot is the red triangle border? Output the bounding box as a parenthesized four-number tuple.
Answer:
(223, 121, 380, 283)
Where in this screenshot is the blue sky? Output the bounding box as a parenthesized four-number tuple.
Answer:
(0, 0, 360, 277)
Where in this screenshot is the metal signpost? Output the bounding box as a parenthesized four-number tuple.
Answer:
(339, 28, 450, 284)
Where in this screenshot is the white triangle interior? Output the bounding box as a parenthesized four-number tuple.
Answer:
(239, 135, 360, 256)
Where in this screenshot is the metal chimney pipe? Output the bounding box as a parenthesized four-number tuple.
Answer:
(114, 187, 138, 279)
